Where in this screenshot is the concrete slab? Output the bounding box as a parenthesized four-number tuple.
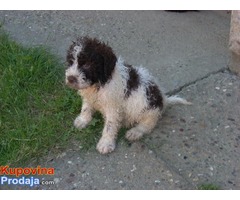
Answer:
(36, 143, 193, 190)
(144, 72, 240, 189)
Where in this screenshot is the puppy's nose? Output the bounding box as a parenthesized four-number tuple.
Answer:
(67, 76, 78, 84)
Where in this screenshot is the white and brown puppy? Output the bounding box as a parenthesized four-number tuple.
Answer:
(65, 37, 191, 154)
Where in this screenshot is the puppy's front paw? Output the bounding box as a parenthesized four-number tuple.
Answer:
(96, 137, 116, 154)
(74, 116, 90, 129)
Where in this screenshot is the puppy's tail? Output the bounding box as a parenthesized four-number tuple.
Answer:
(165, 95, 192, 106)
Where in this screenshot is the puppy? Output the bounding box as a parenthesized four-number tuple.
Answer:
(65, 37, 191, 154)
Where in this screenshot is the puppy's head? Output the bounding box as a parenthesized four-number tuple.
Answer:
(65, 37, 117, 90)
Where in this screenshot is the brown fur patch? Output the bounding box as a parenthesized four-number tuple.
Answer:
(146, 82, 163, 109)
(77, 37, 117, 86)
(124, 63, 140, 98)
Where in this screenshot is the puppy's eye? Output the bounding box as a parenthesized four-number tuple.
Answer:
(78, 53, 87, 66)
(82, 64, 91, 69)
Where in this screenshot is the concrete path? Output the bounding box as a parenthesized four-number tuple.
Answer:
(1, 10, 239, 189)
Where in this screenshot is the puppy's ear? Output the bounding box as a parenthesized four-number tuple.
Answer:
(99, 47, 117, 85)
(78, 37, 117, 86)
(97, 42, 117, 85)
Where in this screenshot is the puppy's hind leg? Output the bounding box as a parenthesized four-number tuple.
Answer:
(125, 109, 159, 141)
(74, 101, 94, 129)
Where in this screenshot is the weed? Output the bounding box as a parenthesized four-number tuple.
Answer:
(198, 184, 221, 190)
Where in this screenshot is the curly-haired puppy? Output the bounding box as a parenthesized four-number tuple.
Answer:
(65, 37, 191, 154)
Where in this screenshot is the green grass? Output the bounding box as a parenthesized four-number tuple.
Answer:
(198, 184, 221, 190)
(0, 30, 108, 166)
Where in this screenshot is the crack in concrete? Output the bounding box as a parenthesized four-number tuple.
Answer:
(165, 67, 228, 96)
